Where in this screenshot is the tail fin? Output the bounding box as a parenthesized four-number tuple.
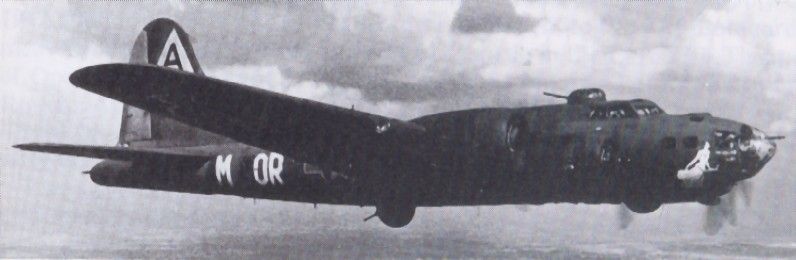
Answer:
(120, 18, 227, 147)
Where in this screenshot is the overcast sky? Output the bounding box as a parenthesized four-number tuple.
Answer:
(1, 1, 794, 250)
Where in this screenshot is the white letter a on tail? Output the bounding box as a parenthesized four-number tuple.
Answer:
(156, 29, 194, 73)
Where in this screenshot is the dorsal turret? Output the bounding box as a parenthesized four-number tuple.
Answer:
(544, 88, 606, 105)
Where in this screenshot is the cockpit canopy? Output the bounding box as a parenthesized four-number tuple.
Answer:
(589, 99, 665, 120)
(629, 99, 665, 117)
(544, 88, 665, 120)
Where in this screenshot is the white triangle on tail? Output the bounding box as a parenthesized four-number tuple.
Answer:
(156, 29, 194, 73)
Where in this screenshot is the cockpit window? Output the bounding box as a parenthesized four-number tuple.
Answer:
(591, 102, 660, 120)
(649, 107, 662, 114)
(610, 104, 635, 119)
(631, 102, 664, 117)
(589, 108, 607, 120)
(590, 104, 636, 120)
(608, 109, 627, 119)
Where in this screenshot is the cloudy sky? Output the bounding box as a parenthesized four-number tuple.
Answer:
(0, 1, 794, 253)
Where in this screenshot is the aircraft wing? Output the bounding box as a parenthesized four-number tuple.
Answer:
(68, 64, 426, 172)
(14, 143, 211, 162)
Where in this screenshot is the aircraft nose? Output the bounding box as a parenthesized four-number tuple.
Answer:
(758, 138, 776, 167)
(739, 126, 777, 174)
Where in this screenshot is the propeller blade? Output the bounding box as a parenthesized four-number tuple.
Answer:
(737, 180, 753, 207)
(703, 183, 749, 235)
(704, 203, 724, 235)
(724, 191, 739, 226)
(618, 204, 634, 230)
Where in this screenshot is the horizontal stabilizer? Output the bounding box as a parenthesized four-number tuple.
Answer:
(14, 143, 211, 161)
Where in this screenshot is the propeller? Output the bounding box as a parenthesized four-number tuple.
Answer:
(616, 180, 753, 235)
(618, 203, 634, 230)
(703, 180, 752, 235)
(616, 130, 776, 234)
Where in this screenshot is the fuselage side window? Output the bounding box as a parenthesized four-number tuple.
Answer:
(714, 131, 737, 150)
(505, 115, 527, 152)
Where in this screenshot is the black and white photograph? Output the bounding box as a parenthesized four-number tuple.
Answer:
(0, 1, 794, 258)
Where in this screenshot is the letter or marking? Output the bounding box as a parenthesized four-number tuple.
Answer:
(677, 142, 717, 187)
(163, 44, 183, 70)
(268, 153, 284, 184)
(156, 29, 194, 72)
(215, 154, 233, 186)
(253, 153, 269, 185)
(252, 152, 285, 186)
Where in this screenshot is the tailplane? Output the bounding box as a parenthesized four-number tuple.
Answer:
(120, 18, 228, 147)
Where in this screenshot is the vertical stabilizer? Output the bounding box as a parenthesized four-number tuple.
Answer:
(119, 18, 228, 147)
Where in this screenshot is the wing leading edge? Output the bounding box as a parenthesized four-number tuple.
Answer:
(68, 64, 426, 172)
(14, 143, 211, 162)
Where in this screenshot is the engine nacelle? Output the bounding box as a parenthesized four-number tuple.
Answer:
(89, 159, 215, 194)
(89, 160, 134, 186)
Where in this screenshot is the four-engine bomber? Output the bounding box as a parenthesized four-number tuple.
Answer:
(16, 18, 779, 228)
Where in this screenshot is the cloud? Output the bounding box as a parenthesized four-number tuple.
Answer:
(451, 0, 537, 33)
(597, 2, 723, 35)
(2, 2, 336, 66)
(210, 65, 434, 119)
(1, 2, 539, 104)
(2, 1, 793, 118)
